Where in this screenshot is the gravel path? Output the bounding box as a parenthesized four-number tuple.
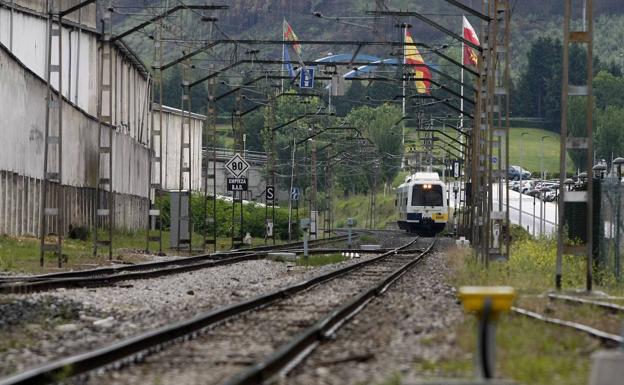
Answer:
(84, 236, 427, 385)
(285, 238, 464, 385)
(0, 232, 412, 379)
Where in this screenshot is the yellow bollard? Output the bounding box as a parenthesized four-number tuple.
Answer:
(458, 286, 516, 379)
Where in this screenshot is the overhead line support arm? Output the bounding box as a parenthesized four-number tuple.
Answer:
(111, 5, 228, 42)
(365, 10, 482, 52)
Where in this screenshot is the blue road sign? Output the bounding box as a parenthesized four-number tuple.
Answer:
(299, 67, 315, 89)
(291, 187, 300, 201)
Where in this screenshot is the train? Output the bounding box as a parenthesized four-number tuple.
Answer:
(396, 172, 448, 235)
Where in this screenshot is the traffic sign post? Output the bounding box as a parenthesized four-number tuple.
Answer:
(225, 154, 249, 250)
(299, 67, 315, 89)
(225, 153, 250, 177)
(291, 187, 300, 201)
(265, 186, 274, 201)
(227, 177, 248, 192)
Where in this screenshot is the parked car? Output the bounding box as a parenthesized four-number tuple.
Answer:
(544, 191, 558, 202)
(508, 165, 532, 181)
(521, 180, 535, 194)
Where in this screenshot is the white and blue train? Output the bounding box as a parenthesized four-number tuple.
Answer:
(396, 172, 448, 235)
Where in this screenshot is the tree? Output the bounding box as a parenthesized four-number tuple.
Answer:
(514, 37, 562, 129)
(514, 37, 604, 133)
(346, 104, 403, 186)
(595, 106, 624, 161)
(594, 70, 624, 110)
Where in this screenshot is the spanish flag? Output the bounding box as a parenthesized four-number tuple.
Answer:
(283, 19, 302, 56)
(462, 16, 480, 66)
(404, 30, 431, 94)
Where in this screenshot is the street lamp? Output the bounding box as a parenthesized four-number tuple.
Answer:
(540, 136, 552, 181)
(612, 157, 624, 281)
(519, 132, 530, 228)
(593, 163, 607, 180)
(539, 186, 552, 236)
(528, 189, 539, 236)
(613, 157, 624, 179)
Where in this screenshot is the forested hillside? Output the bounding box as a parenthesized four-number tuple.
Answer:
(108, 1, 624, 166)
(112, 0, 624, 74)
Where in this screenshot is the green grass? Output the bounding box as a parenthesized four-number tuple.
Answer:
(295, 253, 348, 267)
(437, 236, 622, 384)
(417, 315, 594, 385)
(0, 231, 275, 274)
(405, 126, 575, 177)
(333, 193, 396, 229)
(447, 232, 623, 295)
(358, 234, 379, 244)
(508, 127, 575, 176)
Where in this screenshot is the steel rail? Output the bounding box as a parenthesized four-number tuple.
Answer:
(0, 235, 351, 282)
(222, 238, 437, 385)
(0, 235, 354, 292)
(547, 293, 624, 313)
(512, 307, 623, 345)
(0, 237, 419, 385)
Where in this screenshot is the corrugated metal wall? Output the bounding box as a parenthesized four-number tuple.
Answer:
(0, 170, 147, 236)
(0, 3, 150, 143)
(152, 106, 204, 191)
(0, 2, 205, 236)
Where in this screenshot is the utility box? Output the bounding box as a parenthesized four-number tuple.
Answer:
(564, 202, 587, 242)
(563, 179, 601, 246)
(170, 190, 191, 248)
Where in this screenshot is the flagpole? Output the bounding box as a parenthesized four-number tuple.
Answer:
(282, 19, 285, 93)
(402, 25, 407, 170)
(460, 49, 464, 131)
(460, 17, 464, 132)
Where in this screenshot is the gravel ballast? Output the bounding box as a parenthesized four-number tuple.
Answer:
(286, 239, 464, 385)
(0, 235, 409, 379)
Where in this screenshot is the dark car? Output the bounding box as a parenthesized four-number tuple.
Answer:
(508, 165, 531, 181)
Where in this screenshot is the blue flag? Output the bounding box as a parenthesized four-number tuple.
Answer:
(283, 46, 295, 79)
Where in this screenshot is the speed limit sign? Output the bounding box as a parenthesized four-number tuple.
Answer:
(225, 154, 250, 177)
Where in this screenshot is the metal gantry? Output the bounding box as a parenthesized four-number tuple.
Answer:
(203, 76, 218, 251)
(323, 157, 333, 238)
(468, 0, 511, 264)
(557, 0, 595, 291)
(231, 90, 245, 249)
(40, 0, 64, 267)
(94, 3, 114, 260)
(146, 18, 164, 255)
(264, 88, 278, 245)
(176, 61, 193, 253)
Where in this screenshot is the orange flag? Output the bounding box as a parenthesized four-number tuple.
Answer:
(404, 30, 431, 94)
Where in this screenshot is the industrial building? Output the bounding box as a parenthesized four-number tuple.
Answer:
(0, 0, 204, 237)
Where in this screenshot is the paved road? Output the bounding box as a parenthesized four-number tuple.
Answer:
(492, 187, 557, 236)
(449, 183, 558, 236)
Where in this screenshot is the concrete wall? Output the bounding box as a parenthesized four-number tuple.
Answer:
(152, 105, 205, 191)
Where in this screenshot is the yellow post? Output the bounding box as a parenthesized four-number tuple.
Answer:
(458, 286, 516, 379)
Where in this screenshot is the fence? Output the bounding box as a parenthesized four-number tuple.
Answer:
(598, 176, 624, 282)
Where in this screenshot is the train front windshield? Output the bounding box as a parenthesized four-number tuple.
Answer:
(411, 184, 443, 206)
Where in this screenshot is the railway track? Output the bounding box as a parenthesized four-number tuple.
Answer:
(512, 292, 624, 346)
(0, 234, 357, 294)
(0, 236, 433, 385)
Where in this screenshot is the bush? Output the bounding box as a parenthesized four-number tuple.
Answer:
(156, 193, 300, 240)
